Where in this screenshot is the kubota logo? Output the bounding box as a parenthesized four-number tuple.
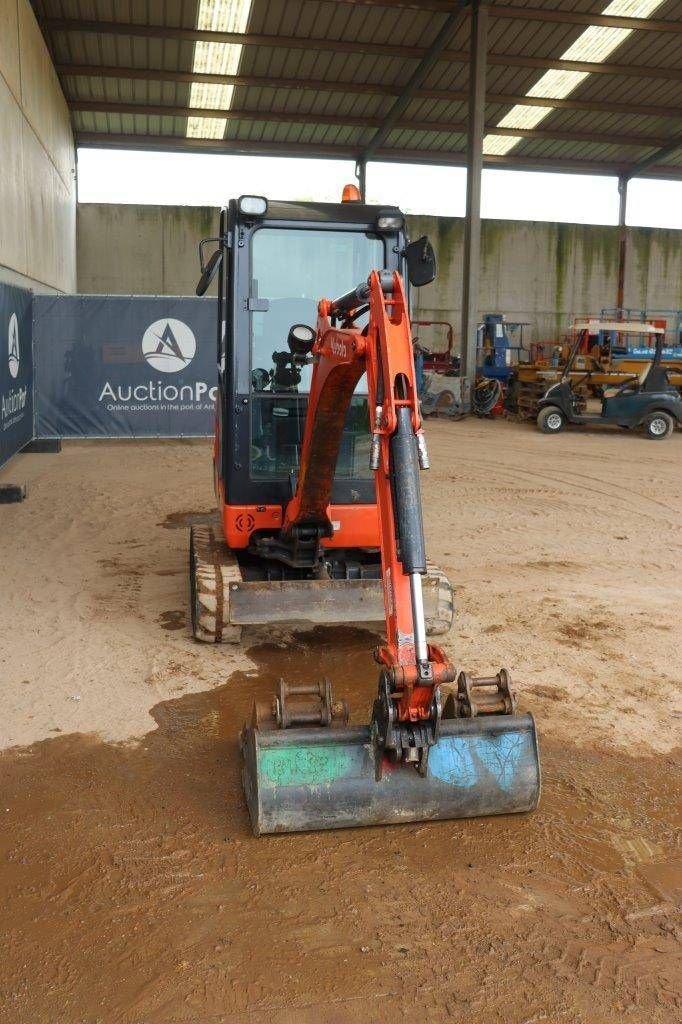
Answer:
(236, 513, 255, 533)
(141, 318, 196, 373)
(8, 313, 19, 379)
(330, 338, 347, 359)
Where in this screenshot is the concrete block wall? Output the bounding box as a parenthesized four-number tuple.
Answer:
(76, 204, 682, 345)
(77, 204, 218, 297)
(623, 228, 682, 315)
(409, 216, 682, 344)
(0, 0, 76, 292)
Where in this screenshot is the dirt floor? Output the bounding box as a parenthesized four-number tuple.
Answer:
(0, 420, 680, 1023)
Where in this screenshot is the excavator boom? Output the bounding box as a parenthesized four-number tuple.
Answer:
(240, 269, 540, 835)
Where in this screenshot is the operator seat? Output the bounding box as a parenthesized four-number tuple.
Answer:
(602, 361, 651, 399)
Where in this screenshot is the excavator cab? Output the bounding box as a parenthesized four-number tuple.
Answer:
(192, 196, 454, 642)
(206, 197, 400, 509)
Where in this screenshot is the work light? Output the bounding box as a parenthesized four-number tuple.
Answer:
(375, 211, 404, 231)
(238, 195, 268, 217)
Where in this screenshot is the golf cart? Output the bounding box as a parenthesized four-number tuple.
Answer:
(536, 321, 681, 440)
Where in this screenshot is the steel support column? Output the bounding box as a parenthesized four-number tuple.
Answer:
(460, 1, 488, 413)
(616, 176, 628, 313)
(356, 159, 367, 200)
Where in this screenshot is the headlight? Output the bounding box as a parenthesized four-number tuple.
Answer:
(239, 195, 268, 217)
(376, 211, 404, 232)
(287, 323, 316, 357)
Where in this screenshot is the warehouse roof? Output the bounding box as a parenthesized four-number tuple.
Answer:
(31, 0, 682, 179)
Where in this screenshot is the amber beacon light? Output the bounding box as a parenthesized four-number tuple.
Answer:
(341, 183, 362, 202)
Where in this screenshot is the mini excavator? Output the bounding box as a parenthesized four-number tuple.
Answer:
(195, 190, 540, 835)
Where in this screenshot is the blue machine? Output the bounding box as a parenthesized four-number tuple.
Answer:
(477, 314, 529, 382)
(601, 307, 682, 362)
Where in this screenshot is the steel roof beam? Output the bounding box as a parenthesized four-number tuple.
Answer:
(68, 100, 672, 149)
(358, 3, 469, 161)
(488, 4, 682, 34)
(625, 135, 682, 178)
(460, 0, 488, 411)
(56, 64, 682, 120)
(73, 131, 682, 179)
(331, 0, 463, 10)
(42, 20, 682, 80)
(337, 0, 682, 32)
(43, 19, 415, 55)
(496, 54, 680, 82)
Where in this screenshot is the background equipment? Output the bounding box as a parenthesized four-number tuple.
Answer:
(537, 323, 681, 439)
(512, 314, 682, 419)
(477, 314, 530, 383)
(411, 319, 457, 374)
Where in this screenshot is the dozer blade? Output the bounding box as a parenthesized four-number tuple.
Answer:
(241, 715, 540, 836)
(190, 521, 453, 642)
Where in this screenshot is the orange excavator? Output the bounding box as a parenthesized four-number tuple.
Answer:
(195, 191, 540, 835)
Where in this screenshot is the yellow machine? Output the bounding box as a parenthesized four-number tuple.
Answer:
(513, 317, 682, 418)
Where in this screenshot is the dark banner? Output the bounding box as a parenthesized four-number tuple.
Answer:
(34, 295, 219, 438)
(0, 282, 33, 468)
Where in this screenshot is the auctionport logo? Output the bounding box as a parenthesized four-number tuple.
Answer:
(8, 313, 19, 379)
(141, 318, 196, 373)
(2, 311, 26, 430)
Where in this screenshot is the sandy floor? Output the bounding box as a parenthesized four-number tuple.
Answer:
(0, 421, 680, 1022)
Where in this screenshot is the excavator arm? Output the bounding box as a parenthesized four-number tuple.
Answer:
(280, 269, 455, 771)
(240, 269, 541, 835)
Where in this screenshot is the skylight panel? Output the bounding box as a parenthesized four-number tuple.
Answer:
(482, 0, 666, 156)
(186, 0, 254, 140)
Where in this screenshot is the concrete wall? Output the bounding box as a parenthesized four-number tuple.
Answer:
(77, 204, 218, 297)
(0, 0, 76, 292)
(409, 216, 682, 344)
(77, 204, 682, 343)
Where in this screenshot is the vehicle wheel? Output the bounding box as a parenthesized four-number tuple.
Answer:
(537, 406, 564, 434)
(642, 411, 674, 440)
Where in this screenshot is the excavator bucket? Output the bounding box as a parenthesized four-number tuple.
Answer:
(241, 712, 540, 836)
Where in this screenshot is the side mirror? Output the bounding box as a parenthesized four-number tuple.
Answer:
(287, 323, 316, 358)
(405, 236, 437, 287)
(196, 249, 222, 296)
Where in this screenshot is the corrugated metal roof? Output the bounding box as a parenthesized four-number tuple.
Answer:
(31, 0, 682, 178)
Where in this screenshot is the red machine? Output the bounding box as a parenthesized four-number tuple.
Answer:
(412, 319, 456, 373)
(239, 263, 540, 835)
(194, 192, 539, 834)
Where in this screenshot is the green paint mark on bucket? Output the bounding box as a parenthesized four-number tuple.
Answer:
(259, 745, 355, 787)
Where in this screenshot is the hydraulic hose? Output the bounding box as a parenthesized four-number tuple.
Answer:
(473, 377, 502, 416)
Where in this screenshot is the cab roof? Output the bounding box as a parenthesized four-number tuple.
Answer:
(232, 198, 403, 225)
